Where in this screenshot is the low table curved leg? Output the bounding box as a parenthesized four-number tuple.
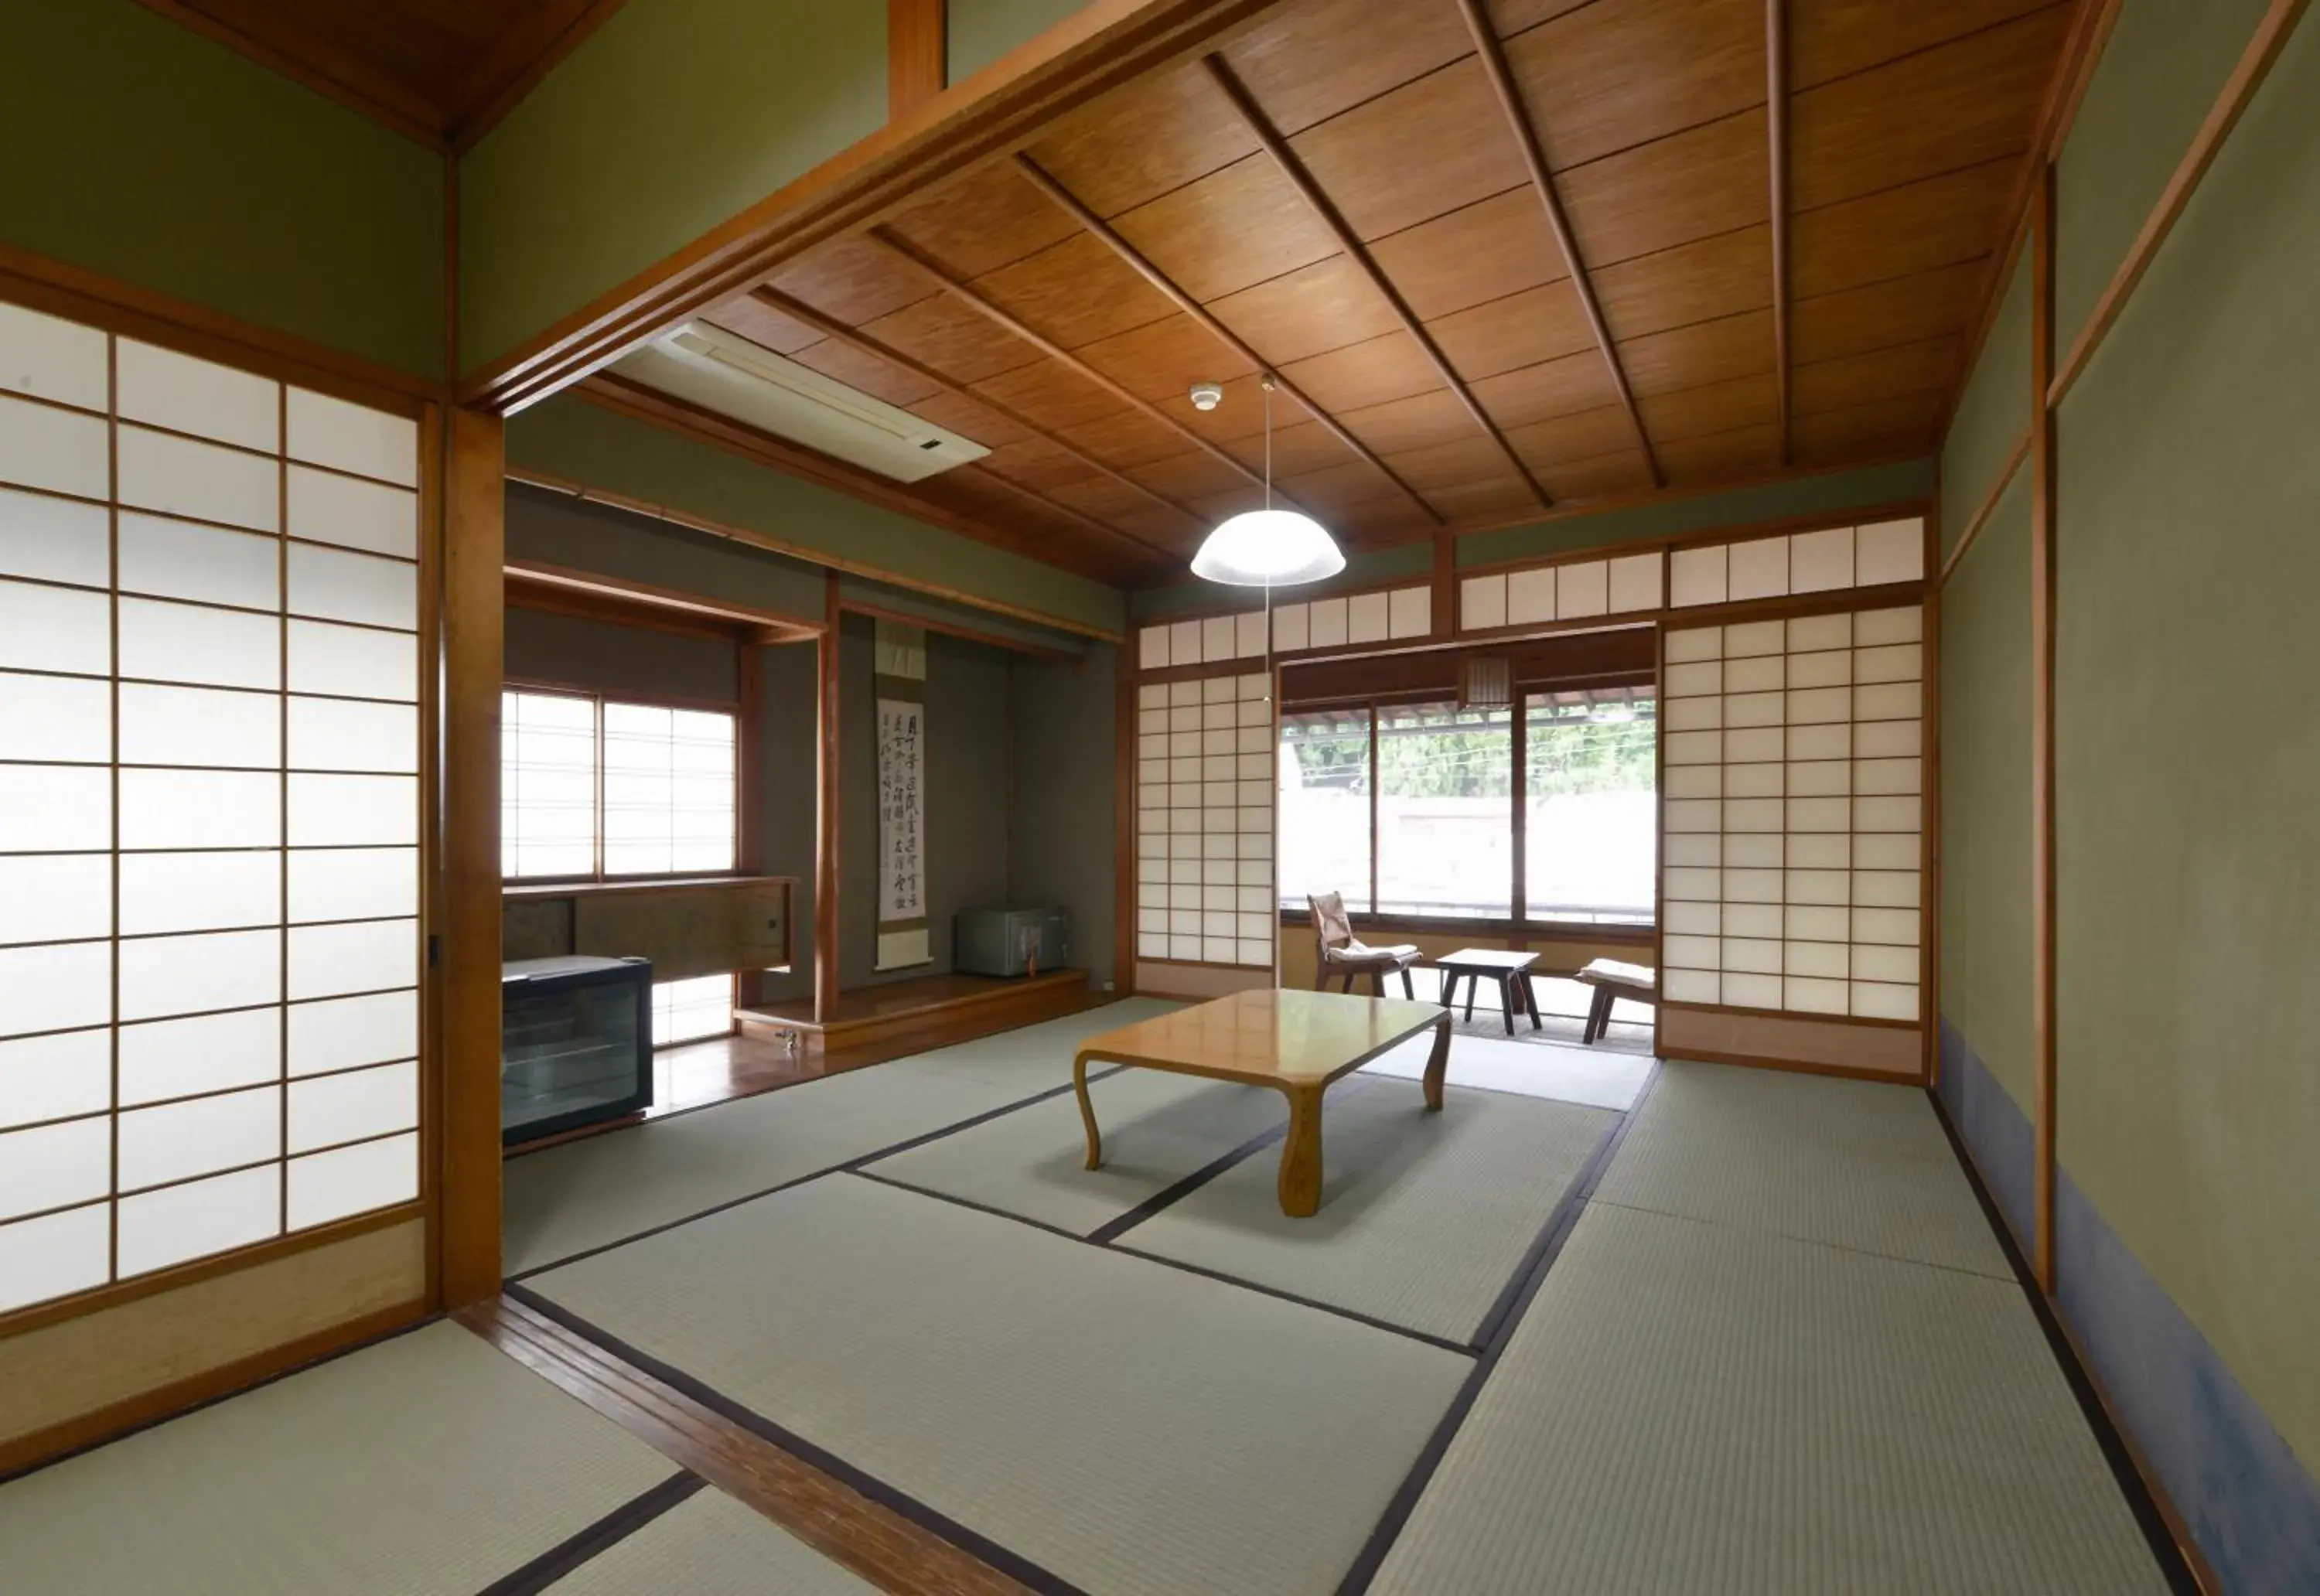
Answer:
(1074, 1052, 1103, 1169)
(1278, 1086, 1323, 1217)
(1422, 1013, 1451, 1111)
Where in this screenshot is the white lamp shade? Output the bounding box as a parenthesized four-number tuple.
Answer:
(1189, 509, 1346, 587)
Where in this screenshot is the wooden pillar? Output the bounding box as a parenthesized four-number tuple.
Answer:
(1114, 643, 1137, 997)
(2029, 162, 2059, 1293)
(1431, 528, 1456, 639)
(815, 571, 843, 1022)
(889, 0, 947, 118)
(736, 638, 764, 1008)
(438, 407, 504, 1308)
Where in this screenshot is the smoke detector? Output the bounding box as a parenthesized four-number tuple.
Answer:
(1189, 382, 1224, 411)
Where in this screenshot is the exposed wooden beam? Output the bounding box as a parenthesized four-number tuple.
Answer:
(888, 0, 948, 121)
(2028, 162, 2058, 1295)
(958, 461, 1183, 571)
(1203, 53, 1551, 508)
(1445, 2, 1656, 489)
(749, 285, 1206, 543)
(1008, 152, 1447, 527)
(866, 227, 1311, 513)
(1765, 0, 1792, 466)
(839, 597, 1080, 663)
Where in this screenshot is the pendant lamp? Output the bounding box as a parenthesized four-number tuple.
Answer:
(1189, 377, 1345, 587)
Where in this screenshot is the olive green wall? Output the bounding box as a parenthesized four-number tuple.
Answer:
(1008, 646, 1119, 984)
(504, 605, 739, 704)
(458, 0, 885, 373)
(0, 0, 445, 379)
(1937, 253, 2030, 561)
(504, 396, 1128, 636)
(2050, 5, 2320, 1480)
(948, 0, 1095, 83)
(1936, 472, 2033, 1115)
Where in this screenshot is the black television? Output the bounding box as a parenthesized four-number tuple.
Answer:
(501, 955, 653, 1145)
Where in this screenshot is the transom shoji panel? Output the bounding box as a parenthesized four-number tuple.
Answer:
(1660, 605, 1925, 1024)
(1135, 585, 1430, 670)
(1134, 673, 1274, 969)
(1459, 550, 1663, 632)
(1667, 518, 1923, 609)
(0, 301, 424, 1318)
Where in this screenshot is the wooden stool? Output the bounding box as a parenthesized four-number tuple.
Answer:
(1576, 958, 1656, 1044)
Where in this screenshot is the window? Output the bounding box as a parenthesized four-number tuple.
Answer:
(1278, 708, 1370, 912)
(501, 690, 738, 881)
(1525, 690, 1657, 926)
(652, 974, 736, 1046)
(1377, 701, 1512, 918)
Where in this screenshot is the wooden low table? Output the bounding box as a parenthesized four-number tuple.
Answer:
(1434, 948, 1544, 1035)
(1071, 989, 1450, 1217)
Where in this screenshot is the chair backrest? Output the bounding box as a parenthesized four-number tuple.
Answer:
(1308, 892, 1353, 957)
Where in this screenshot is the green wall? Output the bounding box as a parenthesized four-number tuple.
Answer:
(948, 0, 1094, 83)
(2050, 5, 2320, 1472)
(504, 396, 1128, 637)
(0, 0, 445, 379)
(459, 0, 885, 373)
(1008, 646, 1119, 984)
(1937, 253, 2030, 561)
(504, 605, 738, 704)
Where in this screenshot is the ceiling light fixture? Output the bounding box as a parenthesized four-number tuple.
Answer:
(1189, 376, 1345, 588)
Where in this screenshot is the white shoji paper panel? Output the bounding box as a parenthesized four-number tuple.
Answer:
(118, 425, 278, 532)
(287, 466, 418, 558)
(116, 338, 278, 452)
(288, 388, 418, 487)
(288, 989, 418, 1077)
(0, 393, 108, 500)
(1133, 671, 1272, 967)
(119, 1008, 281, 1107)
(288, 1131, 417, 1230)
(0, 1029, 111, 1130)
(0, 1202, 110, 1315)
(116, 1165, 280, 1278)
(0, 302, 109, 411)
(1667, 520, 1926, 610)
(0, 488, 109, 586)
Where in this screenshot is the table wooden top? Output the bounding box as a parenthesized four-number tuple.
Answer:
(1075, 988, 1446, 1090)
(1435, 948, 1542, 972)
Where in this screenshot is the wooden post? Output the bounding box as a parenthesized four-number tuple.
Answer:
(815, 571, 843, 1023)
(1114, 643, 1137, 997)
(2029, 162, 2059, 1293)
(889, 0, 947, 118)
(438, 407, 504, 1308)
(736, 638, 763, 1009)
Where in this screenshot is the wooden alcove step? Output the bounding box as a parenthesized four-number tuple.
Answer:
(737, 968, 1095, 1055)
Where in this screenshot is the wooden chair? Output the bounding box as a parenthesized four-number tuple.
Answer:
(1575, 958, 1656, 1043)
(1308, 892, 1421, 998)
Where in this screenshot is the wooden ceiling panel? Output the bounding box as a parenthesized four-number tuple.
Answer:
(1615, 308, 1776, 397)
(1655, 421, 1784, 483)
(971, 358, 1141, 432)
(1278, 456, 1414, 514)
(1108, 154, 1343, 304)
(1425, 475, 1540, 523)
(1278, 332, 1446, 415)
(1053, 407, 1203, 471)
(788, 339, 944, 410)
(1788, 7, 2071, 212)
(1508, 405, 1644, 469)
(1470, 350, 1622, 430)
(1219, 0, 1473, 135)
(1368, 188, 1565, 322)
(1789, 260, 1984, 366)
(1788, 157, 2015, 298)
(766, 237, 934, 328)
(1075, 315, 1261, 408)
(885, 165, 1081, 281)
(1431, 281, 1595, 383)
(1128, 448, 1261, 504)
(1505, 0, 1767, 172)
(1337, 388, 1480, 457)
(1791, 390, 1943, 464)
(1637, 372, 1780, 443)
(1287, 59, 1531, 242)
(1789, 0, 2059, 90)
(1592, 225, 1772, 344)
(1210, 254, 1410, 367)
(915, 473, 1148, 581)
(702, 295, 821, 356)
(1539, 448, 1656, 502)
(1383, 433, 1523, 493)
(1559, 109, 1771, 268)
(1792, 335, 1960, 417)
(1492, 0, 1604, 34)
(970, 233, 1182, 351)
(1025, 60, 1255, 219)
(976, 436, 1109, 494)
(858, 294, 1046, 387)
(1329, 495, 1438, 547)
(1215, 415, 1362, 479)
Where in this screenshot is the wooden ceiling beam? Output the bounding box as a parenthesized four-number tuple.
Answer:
(1766, 0, 1792, 466)
(1447, 0, 1659, 489)
(749, 285, 1203, 548)
(866, 227, 1312, 513)
(1008, 153, 1448, 528)
(1201, 53, 1551, 509)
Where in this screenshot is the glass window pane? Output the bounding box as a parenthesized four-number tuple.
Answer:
(1376, 701, 1512, 919)
(1277, 708, 1370, 912)
(287, 1130, 415, 1230)
(503, 691, 599, 878)
(116, 1164, 278, 1277)
(118, 682, 281, 769)
(119, 1006, 281, 1107)
(1526, 692, 1657, 926)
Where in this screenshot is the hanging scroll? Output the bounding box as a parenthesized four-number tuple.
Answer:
(875, 620, 930, 970)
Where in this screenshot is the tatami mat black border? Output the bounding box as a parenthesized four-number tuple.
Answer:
(503, 1284, 1090, 1596)
(1926, 1091, 2199, 1595)
(475, 1469, 704, 1596)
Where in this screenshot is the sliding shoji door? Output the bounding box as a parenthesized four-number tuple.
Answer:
(0, 302, 425, 1318)
(1659, 604, 1926, 1073)
(1134, 671, 1274, 984)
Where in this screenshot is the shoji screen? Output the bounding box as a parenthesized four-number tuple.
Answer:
(0, 302, 424, 1317)
(1660, 605, 1924, 1025)
(1135, 672, 1274, 970)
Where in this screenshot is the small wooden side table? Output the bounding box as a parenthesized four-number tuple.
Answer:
(1435, 948, 1543, 1035)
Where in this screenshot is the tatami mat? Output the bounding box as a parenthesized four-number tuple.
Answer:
(864, 1067, 1285, 1235)
(524, 1173, 1469, 1596)
(0, 1321, 677, 1596)
(1594, 1060, 2012, 1277)
(1370, 1203, 2169, 1595)
(504, 998, 1177, 1274)
(1123, 1084, 1615, 1343)
(1362, 1030, 1653, 1110)
(545, 1485, 879, 1596)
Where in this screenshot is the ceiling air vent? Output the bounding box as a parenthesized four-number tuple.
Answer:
(611, 322, 989, 483)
